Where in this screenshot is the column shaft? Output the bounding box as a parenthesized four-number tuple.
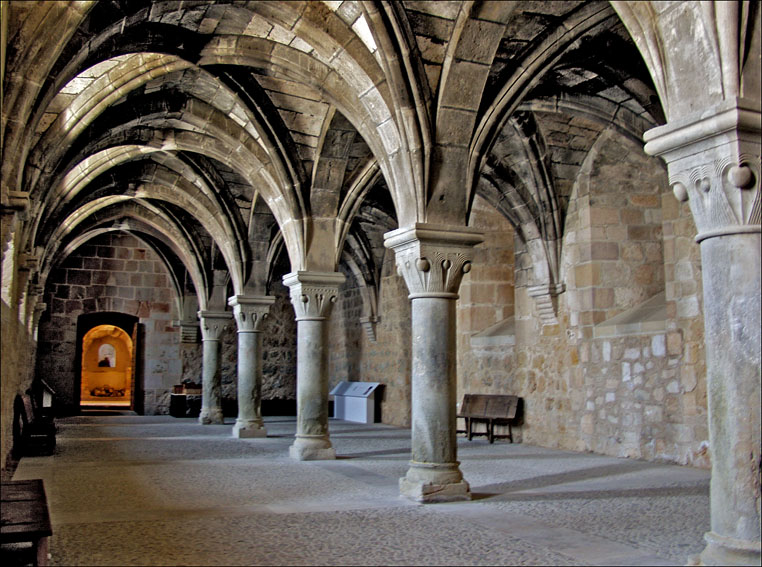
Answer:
(232, 330, 266, 437)
(294, 318, 331, 441)
(283, 271, 345, 460)
(644, 99, 761, 565)
(410, 297, 457, 465)
(198, 311, 231, 425)
(229, 295, 274, 438)
(200, 337, 223, 424)
(700, 233, 761, 565)
(385, 223, 483, 502)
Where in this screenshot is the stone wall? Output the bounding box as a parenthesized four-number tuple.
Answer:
(36, 231, 181, 414)
(457, 195, 516, 397)
(260, 283, 297, 402)
(508, 130, 707, 466)
(330, 249, 412, 427)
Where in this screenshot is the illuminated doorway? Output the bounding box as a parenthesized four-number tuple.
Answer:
(80, 325, 133, 408)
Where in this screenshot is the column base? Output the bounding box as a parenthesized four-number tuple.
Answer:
(199, 408, 224, 425)
(232, 419, 267, 438)
(289, 435, 336, 460)
(699, 531, 761, 566)
(399, 461, 471, 503)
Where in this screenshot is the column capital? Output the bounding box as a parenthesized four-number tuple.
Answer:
(384, 223, 484, 298)
(644, 97, 761, 242)
(227, 295, 276, 332)
(197, 310, 232, 341)
(283, 271, 345, 320)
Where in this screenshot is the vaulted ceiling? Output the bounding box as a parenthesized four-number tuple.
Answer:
(1, 0, 663, 311)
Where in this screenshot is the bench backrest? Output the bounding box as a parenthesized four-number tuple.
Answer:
(460, 394, 518, 420)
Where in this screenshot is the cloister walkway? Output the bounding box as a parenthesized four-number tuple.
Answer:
(8, 413, 710, 566)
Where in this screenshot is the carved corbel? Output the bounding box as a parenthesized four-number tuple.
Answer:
(0, 191, 30, 214)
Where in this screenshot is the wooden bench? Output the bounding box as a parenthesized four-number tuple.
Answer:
(1, 479, 53, 566)
(12, 393, 56, 458)
(457, 394, 520, 443)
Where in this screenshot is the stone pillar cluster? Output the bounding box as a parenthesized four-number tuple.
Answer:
(645, 98, 760, 566)
(283, 271, 346, 461)
(384, 224, 483, 502)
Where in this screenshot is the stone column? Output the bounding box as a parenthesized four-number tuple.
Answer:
(644, 98, 760, 566)
(283, 271, 345, 460)
(228, 295, 275, 438)
(384, 224, 483, 502)
(198, 310, 232, 425)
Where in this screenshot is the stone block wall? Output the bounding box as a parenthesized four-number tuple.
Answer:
(330, 249, 412, 427)
(508, 130, 708, 466)
(260, 283, 297, 402)
(36, 232, 180, 414)
(457, 195, 516, 397)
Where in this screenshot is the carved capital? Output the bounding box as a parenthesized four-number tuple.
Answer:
(197, 310, 232, 341)
(228, 295, 276, 332)
(384, 224, 483, 298)
(282, 271, 345, 321)
(644, 98, 761, 242)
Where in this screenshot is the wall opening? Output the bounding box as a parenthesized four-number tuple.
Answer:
(81, 325, 133, 408)
(75, 312, 141, 412)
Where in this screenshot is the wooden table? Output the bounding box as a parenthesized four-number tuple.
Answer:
(1, 479, 52, 566)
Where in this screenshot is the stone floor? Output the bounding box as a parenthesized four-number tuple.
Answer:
(6, 412, 710, 566)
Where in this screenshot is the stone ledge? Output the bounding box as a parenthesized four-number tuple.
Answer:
(470, 316, 515, 347)
(593, 292, 666, 338)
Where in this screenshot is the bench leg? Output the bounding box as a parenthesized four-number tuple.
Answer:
(34, 536, 50, 567)
(488, 419, 494, 444)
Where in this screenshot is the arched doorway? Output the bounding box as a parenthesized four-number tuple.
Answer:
(80, 325, 133, 408)
(75, 312, 142, 412)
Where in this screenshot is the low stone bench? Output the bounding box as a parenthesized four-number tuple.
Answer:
(457, 394, 520, 443)
(1, 479, 53, 566)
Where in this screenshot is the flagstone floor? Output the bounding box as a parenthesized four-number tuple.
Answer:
(6, 412, 710, 566)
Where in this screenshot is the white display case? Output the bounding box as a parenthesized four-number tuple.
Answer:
(330, 381, 382, 423)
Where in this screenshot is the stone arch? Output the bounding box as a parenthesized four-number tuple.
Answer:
(40, 207, 207, 313)
(469, 2, 617, 207)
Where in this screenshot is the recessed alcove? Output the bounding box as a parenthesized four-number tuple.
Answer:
(80, 325, 133, 408)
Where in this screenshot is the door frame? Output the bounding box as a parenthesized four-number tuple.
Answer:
(75, 312, 142, 413)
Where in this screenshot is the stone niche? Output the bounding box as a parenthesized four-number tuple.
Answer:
(81, 325, 132, 406)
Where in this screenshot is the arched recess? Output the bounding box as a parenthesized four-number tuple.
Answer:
(80, 325, 133, 408)
(74, 312, 141, 413)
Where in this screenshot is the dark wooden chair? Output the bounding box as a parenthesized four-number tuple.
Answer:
(457, 394, 520, 443)
(12, 393, 56, 457)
